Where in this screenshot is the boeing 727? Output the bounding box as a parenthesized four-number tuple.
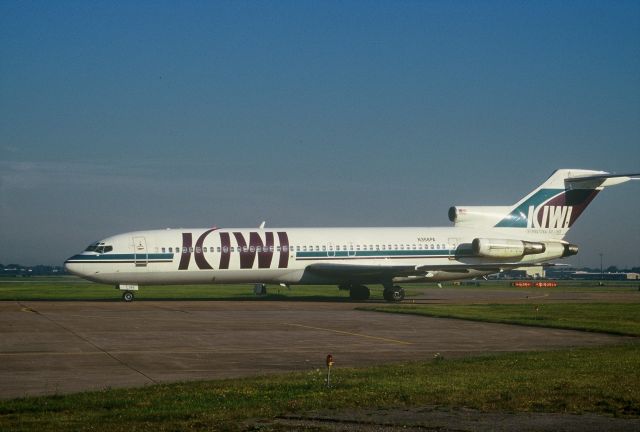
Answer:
(65, 169, 639, 302)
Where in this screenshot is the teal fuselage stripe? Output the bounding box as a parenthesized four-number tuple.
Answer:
(296, 250, 450, 259)
(67, 250, 453, 263)
(67, 254, 174, 262)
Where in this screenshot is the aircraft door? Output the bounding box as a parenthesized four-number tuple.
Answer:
(448, 238, 459, 260)
(327, 242, 335, 257)
(133, 236, 148, 267)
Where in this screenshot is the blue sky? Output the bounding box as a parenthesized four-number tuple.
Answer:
(1, 1, 639, 268)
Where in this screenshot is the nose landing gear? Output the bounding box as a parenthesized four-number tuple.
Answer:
(117, 284, 138, 302)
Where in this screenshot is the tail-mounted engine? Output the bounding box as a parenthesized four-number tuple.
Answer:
(471, 238, 579, 259)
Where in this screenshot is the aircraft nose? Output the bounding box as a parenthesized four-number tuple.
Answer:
(64, 257, 83, 276)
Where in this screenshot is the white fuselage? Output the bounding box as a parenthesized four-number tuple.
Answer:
(64, 226, 567, 286)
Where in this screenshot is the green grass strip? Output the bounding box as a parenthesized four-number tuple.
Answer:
(0, 278, 349, 301)
(1, 344, 638, 431)
(0, 277, 427, 301)
(360, 303, 640, 337)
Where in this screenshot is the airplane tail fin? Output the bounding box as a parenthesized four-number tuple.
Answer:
(450, 169, 639, 239)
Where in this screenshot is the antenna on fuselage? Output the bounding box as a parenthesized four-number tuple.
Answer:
(259, 221, 266, 229)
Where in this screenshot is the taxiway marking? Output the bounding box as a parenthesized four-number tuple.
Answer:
(283, 323, 413, 345)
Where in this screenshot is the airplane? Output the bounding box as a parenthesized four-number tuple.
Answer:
(65, 169, 639, 302)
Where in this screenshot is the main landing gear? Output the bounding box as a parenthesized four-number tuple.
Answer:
(349, 284, 370, 301)
(340, 284, 405, 302)
(122, 291, 135, 302)
(383, 285, 405, 302)
(340, 284, 370, 301)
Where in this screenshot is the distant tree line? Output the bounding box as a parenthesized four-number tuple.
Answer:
(577, 266, 640, 274)
(1, 264, 66, 276)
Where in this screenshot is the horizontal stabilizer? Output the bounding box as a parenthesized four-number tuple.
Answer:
(565, 172, 640, 189)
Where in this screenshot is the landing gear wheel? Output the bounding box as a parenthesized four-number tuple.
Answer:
(349, 285, 370, 301)
(122, 291, 134, 302)
(384, 286, 405, 302)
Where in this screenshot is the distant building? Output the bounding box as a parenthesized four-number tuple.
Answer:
(570, 271, 640, 281)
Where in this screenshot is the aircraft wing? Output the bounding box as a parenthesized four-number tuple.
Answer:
(415, 262, 559, 273)
(306, 263, 417, 279)
(306, 261, 557, 280)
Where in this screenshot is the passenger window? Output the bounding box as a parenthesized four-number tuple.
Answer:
(322, 245, 326, 251)
(315, 246, 319, 251)
(217, 247, 221, 252)
(223, 246, 229, 253)
(196, 247, 202, 253)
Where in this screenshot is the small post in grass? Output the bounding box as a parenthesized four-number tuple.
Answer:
(326, 354, 334, 388)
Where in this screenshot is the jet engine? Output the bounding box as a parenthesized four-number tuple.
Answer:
(472, 238, 579, 259)
(472, 238, 546, 259)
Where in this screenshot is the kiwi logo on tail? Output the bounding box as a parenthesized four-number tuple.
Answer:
(527, 205, 572, 228)
(496, 189, 599, 229)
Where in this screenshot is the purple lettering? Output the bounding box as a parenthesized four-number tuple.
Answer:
(277, 232, 289, 268)
(219, 232, 231, 270)
(178, 233, 193, 270)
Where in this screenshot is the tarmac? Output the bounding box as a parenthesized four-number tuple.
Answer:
(0, 287, 635, 399)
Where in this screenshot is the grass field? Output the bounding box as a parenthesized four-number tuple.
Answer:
(361, 303, 640, 336)
(0, 343, 638, 431)
(0, 277, 356, 301)
(1, 276, 638, 301)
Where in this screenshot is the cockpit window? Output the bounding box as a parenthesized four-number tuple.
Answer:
(84, 242, 100, 252)
(84, 242, 112, 254)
